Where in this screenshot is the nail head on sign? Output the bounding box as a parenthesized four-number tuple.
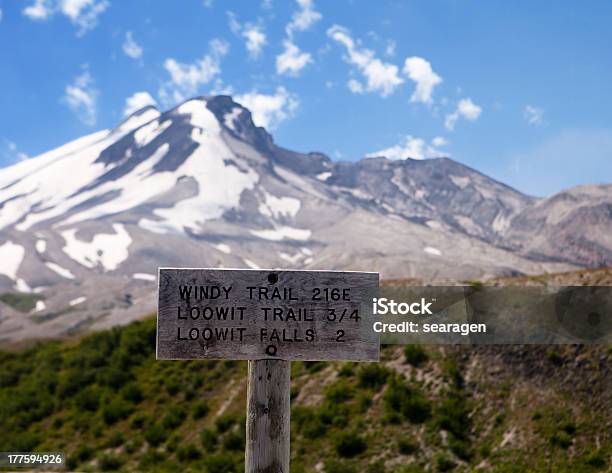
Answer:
(268, 272, 278, 284)
(266, 344, 278, 356)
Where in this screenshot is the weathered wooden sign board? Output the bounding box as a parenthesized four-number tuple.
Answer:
(157, 267, 379, 473)
(157, 268, 380, 362)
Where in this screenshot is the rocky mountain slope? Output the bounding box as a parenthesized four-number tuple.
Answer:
(0, 95, 610, 342)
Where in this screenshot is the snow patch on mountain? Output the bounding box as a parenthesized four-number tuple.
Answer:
(134, 119, 171, 147)
(0, 241, 24, 280)
(139, 99, 258, 235)
(61, 224, 132, 271)
(243, 258, 260, 269)
(450, 175, 470, 189)
(115, 108, 160, 135)
(424, 246, 442, 256)
(133, 273, 156, 281)
(69, 296, 87, 306)
(258, 190, 301, 219)
(279, 251, 303, 264)
(213, 243, 231, 254)
(36, 240, 47, 253)
(251, 226, 311, 241)
(0, 131, 112, 231)
(15, 278, 31, 292)
(64, 143, 171, 225)
(317, 172, 332, 181)
(224, 107, 242, 131)
(45, 262, 75, 279)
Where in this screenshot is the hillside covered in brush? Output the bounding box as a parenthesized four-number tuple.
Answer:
(1, 312, 610, 472)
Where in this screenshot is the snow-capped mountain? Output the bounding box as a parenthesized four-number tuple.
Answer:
(0, 95, 610, 341)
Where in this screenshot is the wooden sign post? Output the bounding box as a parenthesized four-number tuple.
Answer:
(157, 268, 379, 473)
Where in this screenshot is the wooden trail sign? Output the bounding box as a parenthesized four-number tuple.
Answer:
(156, 268, 380, 473)
(157, 268, 379, 362)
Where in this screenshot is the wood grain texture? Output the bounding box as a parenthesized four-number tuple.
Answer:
(157, 268, 380, 361)
(245, 360, 290, 473)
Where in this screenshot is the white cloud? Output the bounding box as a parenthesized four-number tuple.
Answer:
(327, 25, 403, 97)
(227, 11, 241, 35)
(431, 136, 448, 147)
(445, 98, 482, 131)
(276, 40, 312, 76)
(403, 56, 442, 104)
(347, 79, 364, 94)
(123, 91, 157, 117)
(235, 87, 299, 129)
(286, 0, 322, 37)
(123, 31, 143, 60)
(159, 39, 229, 106)
(23, 0, 54, 20)
(385, 40, 396, 57)
(63, 68, 98, 125)
(524, 105, 544, 126)
(23, 0, 109, 35)
(366, 135, 448, 160)
(227, 12, 267, 59)
(243, 25, 267, 58)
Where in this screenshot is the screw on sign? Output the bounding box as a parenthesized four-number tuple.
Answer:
(157, 268, 380, 472)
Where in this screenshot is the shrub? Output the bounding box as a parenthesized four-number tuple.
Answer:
(192, 400, 210, 419)
(334, 431, 367, 458)
(130, 414, 147, 429)
(325, 380, 354, 403)
(325, 459, 357, 473)
(442, 360, 464, 390)
(165, 377, 181, 395)
(203, 453, 238, 473)
(97, 366, 129, 390)
(177, 443, 202, 462)
(404, 345, 429, 367)
(138, 450, 166, 469)
(74, 385, 101, 411)
(549, 431, 572, 449)
(435, 453, 455, 472)
(338, 363, 355, 377)
(105, 431, 124, 448)
(357, 393, 372, 413)
(121, 383, 144, 403)
(435, 395, 470, 440)
(162, 405, 187, 430)
(215, 414, 236, 433)
(200, 428, 218, 451)
(102, 398, 134, 425)
(223, 431, 245, 451)
(305, 361, 326, 373)
(293, 406, 328, 439)
(357, 363, 389, 390)
(367, 459, 386, 473)
(144, 423, 168, 446)
(98, 453, 124, 471)
(398, 438, 417, 455)
(70, 444, 93, 466)
(449, 437, 471, 461)
(384, 375, 431, 424)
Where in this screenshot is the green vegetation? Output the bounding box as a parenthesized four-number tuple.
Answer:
(0, 292, 44, 313)
(0, 316, 610, 472)
(403, 345, 429, 367)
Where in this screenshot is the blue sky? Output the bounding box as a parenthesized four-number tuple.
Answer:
(0, 0, 610, 196)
